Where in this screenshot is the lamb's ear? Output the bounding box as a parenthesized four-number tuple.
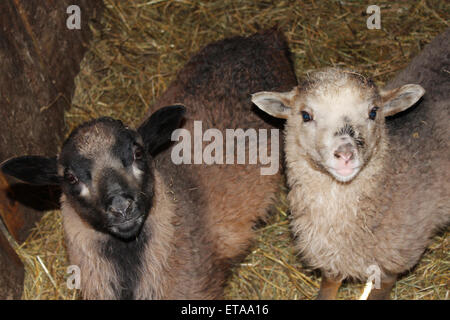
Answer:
(138, 105, 186, 156)
(380, 84, 425, 117)
(1, 156, 59, 185)
(251, 89, 297, 119)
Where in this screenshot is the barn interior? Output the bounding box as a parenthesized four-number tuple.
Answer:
(0, 0, 448, 299)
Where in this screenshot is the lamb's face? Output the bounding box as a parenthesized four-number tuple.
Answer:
(1, 106, 186, 239)
(289, 79, 383, 182)
(252, 68, 425, 183)
(59, 118, 153, 239)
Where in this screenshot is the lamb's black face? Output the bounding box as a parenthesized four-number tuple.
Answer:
(1, 106, 186, 239)
(59, 118, 154, 240)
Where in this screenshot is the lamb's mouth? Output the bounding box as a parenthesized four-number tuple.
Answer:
(326, 165, 361, 182)
(109, 215, 145, 239)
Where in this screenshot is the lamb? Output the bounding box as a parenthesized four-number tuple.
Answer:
(251, 29, 449, 299)
(1, 29, 297, 299)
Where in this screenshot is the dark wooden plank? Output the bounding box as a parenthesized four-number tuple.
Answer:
(0, 0, 103, 243)
(0, 229, 23, 299)
(0, 0, 103, 299)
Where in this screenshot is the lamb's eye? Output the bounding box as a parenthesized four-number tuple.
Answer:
(65, 172, 78, 185)
(369, 107, 379, 120)
(301, 111, 313, 122)
(134, 146, 144, 160)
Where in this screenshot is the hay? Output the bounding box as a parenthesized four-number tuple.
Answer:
(8, 0, 449, 299)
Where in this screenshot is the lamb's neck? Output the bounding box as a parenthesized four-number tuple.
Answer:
(134, 170, 177, 299)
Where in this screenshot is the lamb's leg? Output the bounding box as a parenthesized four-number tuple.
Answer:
(316, 273, 341, 300)
(367, 274, 397, 300)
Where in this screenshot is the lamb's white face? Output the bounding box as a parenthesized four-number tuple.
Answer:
(251, 68, 425, 183)
(291, 85, 383, 182)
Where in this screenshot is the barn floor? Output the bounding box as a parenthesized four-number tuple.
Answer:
(12, 0, 449, 299)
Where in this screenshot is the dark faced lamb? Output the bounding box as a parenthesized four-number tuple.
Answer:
(1, 29, 297, 299)
(251, 29, 449, 299)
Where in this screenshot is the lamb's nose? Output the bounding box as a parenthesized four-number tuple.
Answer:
(107, 195, 133, 217)
(334, 143, 355, 163)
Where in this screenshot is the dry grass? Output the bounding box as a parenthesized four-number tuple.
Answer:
(8, 0, 449, 299)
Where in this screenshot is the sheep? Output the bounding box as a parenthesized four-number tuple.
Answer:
(1, 29, 297, 299)
(251, 29, 449, 299)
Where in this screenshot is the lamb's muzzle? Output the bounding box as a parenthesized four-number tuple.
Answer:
(332, 141, 357, 179)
